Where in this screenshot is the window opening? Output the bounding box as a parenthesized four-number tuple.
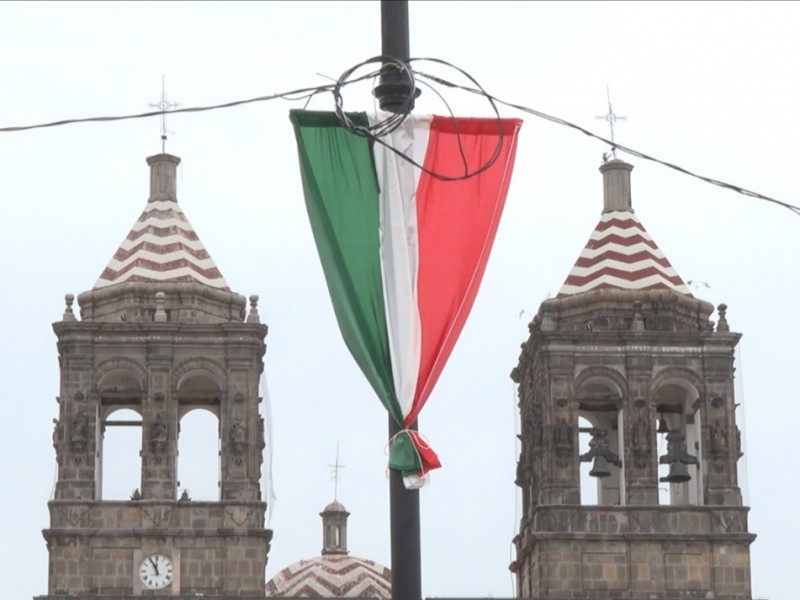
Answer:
(177, 408, 220, 500)
(100, 408, 142, 500)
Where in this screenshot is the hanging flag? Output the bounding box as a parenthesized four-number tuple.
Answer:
(289, 110, 522, 488)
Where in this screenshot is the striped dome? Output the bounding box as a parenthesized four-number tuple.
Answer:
(266, 554, 391, 598)
(93, 154, 229, 291)
(557, 160, 692, 298)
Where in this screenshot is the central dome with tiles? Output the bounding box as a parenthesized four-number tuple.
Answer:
(266, 501, 391, 599)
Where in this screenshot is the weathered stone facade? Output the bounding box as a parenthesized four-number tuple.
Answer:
(510, 290, 754, 599)
(510, 160, 754, 599)
(37, 154, 272, 599)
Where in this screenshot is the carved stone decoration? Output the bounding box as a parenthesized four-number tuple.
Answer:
(73, 391, 85, 403)
(546, 510, 567, 532)
(225, 507, 254, 527)
(630, 510, 667, 534)
(233, 391, 245, 403)
(56, 536, 78, 548)
(712, 510, 743, 533)
(153, 392, 165, 403)
(58, 505, 90, 527)
(538, 508, 580, 533)
(709, 420, 727, 472)
(554, 418, 573, 467)
(52, 418, 62, 464)
(150, 413, 168, 460)
(631, 301, 645, 331)
(631, 399, 650, 468)
(143, 506, 173, 527)
(69, 414, 89, 457)
(735, 426, 743, 458)
(231, 419, 247, 464)
(515, 452, 525, 487)
(709, 421, 726, 454)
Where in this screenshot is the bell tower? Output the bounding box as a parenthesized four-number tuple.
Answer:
(510, 159, 755, 599)
(38, 153, 272, 599)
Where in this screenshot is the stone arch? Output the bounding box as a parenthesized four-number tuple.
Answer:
(105, 405, 143, 419)
(651, 366, 706, 403)
(178, 405, 219, 420)
(94, 357, 146, 392)
(573, 365, 628, 403)
(573, 365, 627, 506)
(650, 367, 705, 507)
(171, 357, 226, 392)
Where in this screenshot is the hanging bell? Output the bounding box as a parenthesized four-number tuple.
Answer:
(657, 417, 670, 434)
(660, 461, 691, 483)
(589, 455, 612, 478)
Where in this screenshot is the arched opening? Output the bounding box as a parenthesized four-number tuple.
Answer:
(576, 377, 625, 506)
(177, 408, 220, 500)
(176, 371, 222, 501)
(97, 367, 143, 500)
(654, 380, 702, 506)
(100, 407, 142, 500)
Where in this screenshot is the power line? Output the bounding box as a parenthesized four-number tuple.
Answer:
(411, 59, 800, 217)
(0, 58, 798, 217)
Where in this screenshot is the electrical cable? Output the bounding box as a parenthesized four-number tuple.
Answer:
(0, 57, 798, 216)
(414, 64, 800, 216)
(332, 55, 505, 182)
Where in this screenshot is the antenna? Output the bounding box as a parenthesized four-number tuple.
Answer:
(329, 443, 345, 501)
(148, 75, 180, 153)
(596, 85, 626, 159)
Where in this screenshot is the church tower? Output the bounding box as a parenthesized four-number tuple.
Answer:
(39, 153, 271, 598)
(510, 159, 755, 599)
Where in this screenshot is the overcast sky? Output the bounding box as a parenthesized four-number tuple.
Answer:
(1, 2, 797, 599)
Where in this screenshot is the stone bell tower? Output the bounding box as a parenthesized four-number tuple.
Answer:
(510, 159, 755, 599)
(38, 153, 271, 599)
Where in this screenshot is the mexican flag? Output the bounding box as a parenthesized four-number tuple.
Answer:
(289, 110, 522, 488)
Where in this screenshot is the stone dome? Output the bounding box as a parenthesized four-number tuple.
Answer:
(266, 498, 391, 598)
(265, 554, 391, 598)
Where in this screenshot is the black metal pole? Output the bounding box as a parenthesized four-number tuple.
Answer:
(375, 4, 422, 599)
(389, 417, 421, 600)
(373, 0, 418, 113)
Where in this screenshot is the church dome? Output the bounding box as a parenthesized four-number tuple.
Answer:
(266, 499, 391, 598)
(265, 554, 391, 598)
(323, 499, 347, 513)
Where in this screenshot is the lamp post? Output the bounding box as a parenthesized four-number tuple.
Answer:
(375, 5, 423, 600)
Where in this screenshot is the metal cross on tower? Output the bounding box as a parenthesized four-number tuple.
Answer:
(149, 76, 180, 154)
(329, 444, 345, 501)
(596, 85, 626, 159)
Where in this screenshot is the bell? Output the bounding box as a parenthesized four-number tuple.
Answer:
(657, 418, 670, 434)
(660, 461, 691, 483)
(589, 455, 611, 478)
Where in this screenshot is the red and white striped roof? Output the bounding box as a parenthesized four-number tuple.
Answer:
(266, 554, 391, 599)
(93, 154, 229, 291)
(558, 160, 692, 298)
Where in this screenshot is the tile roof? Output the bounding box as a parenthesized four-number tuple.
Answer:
(558, 209, 692, 297)
(93, 154, 229, 291)
(557, 159, 692, 298)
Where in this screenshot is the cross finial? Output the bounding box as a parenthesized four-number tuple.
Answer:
(329, 443, 345, 501)
(596, 85, 626, 159)
(148, 76, 180, 153)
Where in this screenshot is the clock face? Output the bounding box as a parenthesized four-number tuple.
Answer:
(139, 553, 174, 589)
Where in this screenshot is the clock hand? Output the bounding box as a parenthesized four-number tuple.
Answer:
(150, 557, 160, 575)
